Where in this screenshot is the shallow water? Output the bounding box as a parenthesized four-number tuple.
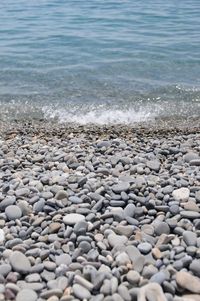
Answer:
(0, 0, 200, 124)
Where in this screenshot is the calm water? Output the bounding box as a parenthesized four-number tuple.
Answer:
(0, 0, 200, 124)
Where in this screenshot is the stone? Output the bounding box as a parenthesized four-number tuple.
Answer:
(180, 211, 200, 219)
(107, 233, 128, 248)
(189, 259, 200, 277)
(55, 254, 72, 266)
(55, 190, 68, 200)
(126, 271, 140, 285)
(9, 251, 31, 274)
(0, 264, 11, 277)
(112, 182, 130, 193)
(40, 289, 63, 299)
(146, 160, 160, 172)
(116, 252, 131, 266)
(115, 225, 134, 237)
(184, 152, 199, 163)
(138, 282, 167, 301)
(176, 271, 200, 293)
(15, 188, 30, 197)
(172, 188, 190, 202)
(73, 284, 91, 299)
(63, 214, 85, 225)
(138, 242, 152, 254)
(5, 205, 22, 220)
(16, 289, 37, 301)
(183, 231, 197, 246)
(0, 229, 5, 243)
(150, 271, 168, 284)
(154, 222, 170, 236)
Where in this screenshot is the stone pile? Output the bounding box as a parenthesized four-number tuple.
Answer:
(0, 122, 199, 301)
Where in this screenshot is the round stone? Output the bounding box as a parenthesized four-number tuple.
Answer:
(154, 222, 170, 236)
(5, 205, 22, 220)
(9, 251, 31, 274)
(16, 289, 37, 301)
(126, 270, 140, 285)
(63, 214, 85, 225)
(138, 242, 152, 254)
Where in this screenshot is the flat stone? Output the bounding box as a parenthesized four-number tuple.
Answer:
(146, 160, 160, 172)
(150, 271, 168, 284)
(112, 182, 130, 193)
(40, 289, 63, 299)
(9, 251, 31, 274)
(107, 233, 128, 248)
(184, 152, 199, 163)
(15, 188, 30, 197)
(180, 211, 200, 219)
(183, 231, 197, 246)
(63, 214, 85, 225)
(55, 254, 72, 266)
(176, 271, 200, 293)
(16, 289, 37, 301)
(115, 225, 134, 237)
(172, 188, 190, 201)
(183, 200, 200, 212)
(5, 205, 22, 220)
(138, 283, 167, 301)
(73, 284, 91, 299)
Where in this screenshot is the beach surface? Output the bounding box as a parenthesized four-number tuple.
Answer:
(0, 120, 200, 301)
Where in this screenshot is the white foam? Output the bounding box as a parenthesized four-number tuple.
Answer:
(42, 106, 157, 125)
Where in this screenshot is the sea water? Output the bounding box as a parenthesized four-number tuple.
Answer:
(0, 0, 200, 124)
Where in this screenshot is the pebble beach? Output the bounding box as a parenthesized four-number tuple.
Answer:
(0, 120, 200, 301)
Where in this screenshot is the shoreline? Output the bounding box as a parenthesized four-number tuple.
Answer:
(0, 119, 200, 300)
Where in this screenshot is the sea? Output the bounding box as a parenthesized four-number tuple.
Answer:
(0, 0, 200, 124)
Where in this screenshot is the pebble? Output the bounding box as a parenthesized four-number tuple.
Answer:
(154, 222, 170, 235)
(183, 231, 197, 246)
(63, 214, 85, 225)
(176, 271, 200, 293)
(126, 270, 140, 285)
(5, 205, 22, 220)
(107, 233, 128, 248)
(112, 182, 130, 193)
(180, 211, 200, 219)
(16, 289, 37, 301)
(172, 188, 190, 201)
(9, 251, 31, 274)
(73, 284, 91, 299)
(138, 242, 152, 254)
